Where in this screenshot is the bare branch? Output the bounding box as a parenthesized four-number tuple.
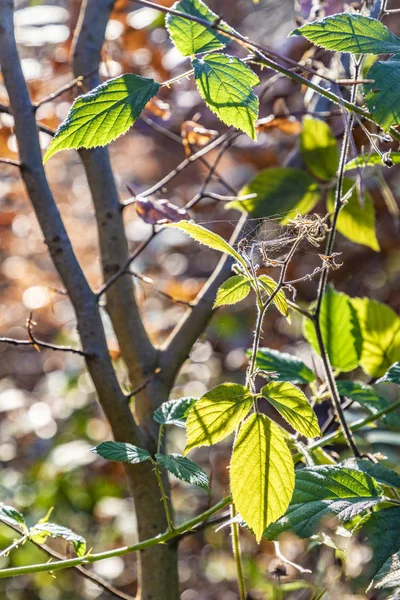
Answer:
(71, 0, 157, 390)
(0, 0, 145, 469)
(0, 336, 87, 357)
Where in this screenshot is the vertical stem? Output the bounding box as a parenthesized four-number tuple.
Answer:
(313, 321, 361, 458)
(231, 504, 246, 600)
(153, 462, 175, 532)
(312, 59, 362, 458)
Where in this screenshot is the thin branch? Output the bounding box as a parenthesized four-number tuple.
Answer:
(122, 130, 236, 206)
(72, 0, 157, 392)
(0, 157, 20, 167)
(0, 337, 88, 357)
(127, 269, 192, 307)
(33, 70, 98, 110)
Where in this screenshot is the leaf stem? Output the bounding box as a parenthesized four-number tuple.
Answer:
(231, 504, 246, 600)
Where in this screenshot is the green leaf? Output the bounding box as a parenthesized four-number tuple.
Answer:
(91, 441, 151, 464)
(345, 152, 400, 171)
(155, 453, 210, 492)
(300, 116, 338, 181)
(214, 275, 251, 307)
(364, 58, 400, 132)
(230, 413, 295, 542)
(30, 523, 86, 557)
(265, 466, 383, 539)
(193, 53, 259, 139)
(168, 220, 244, 265)
(0, 504, 26, 529)
(257, 275, 289, 318)
(372, 550, 400, 590)
(261, 382, 320, 438)
(228, 168, 320, 222)
(351, 297, 400, 377)
(43, 74, 160, 162)
(336, 379, 382, 406)
(166, 0, 229, 56)
(327, 179, 379, 251)
(341, 381, 400, 432)
(185, 383, 253, 453)
(304, 287, 362, 372)
(153, 397, 197, 427)
(344, 458, 400, 490)
(378, 362, 400, 384)
(291, 13, 400, 55)
(358, 507, 400, 577)
(250, 347, 316, 384)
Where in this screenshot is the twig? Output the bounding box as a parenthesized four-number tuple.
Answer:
(0, 157, 20, 167)
(33, 70, 98, 110)
(126, 367, 161, 399)
(0, 337, 88, 357)
(273, 541, 312, 574)
(127, 269, 192, 306)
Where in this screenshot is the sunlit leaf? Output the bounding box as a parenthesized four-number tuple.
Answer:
(300, 116, 338, 181)
(230, 413, 295, 542)
(257, 275, 289, 318)
(327, 179, 379, 251)
(156, 453, 210, 492)
(351, 297, 400, 377)
(30, 523, 87, 557)
(91, 441, 151, 464)
(166, 0, 229, 56)
(44, 75, 160, 161)
(265, 466, 383, 539)
(214, 275, 251, 307)
(193, 53, 259, 139)
(261, 381, 320, 438)
(364, 58, 400, 131)
(153, 397, 197, 427)
(304, 287, 363, 372)
(168, 220, 244, 265)
(228, 167, 320, 222)
(291, 13, 400, 55)
(185, 383, 253, 453)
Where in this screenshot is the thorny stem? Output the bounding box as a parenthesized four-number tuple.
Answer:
(0, 497, 232, 579)
(132, 0, 400, 142)
(3, 397, 400, 581)
(153, 460, 175, 532)
(231, 504, 246, 600)
(312, 59, 363, 458)
(312, 320, 361, 458)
